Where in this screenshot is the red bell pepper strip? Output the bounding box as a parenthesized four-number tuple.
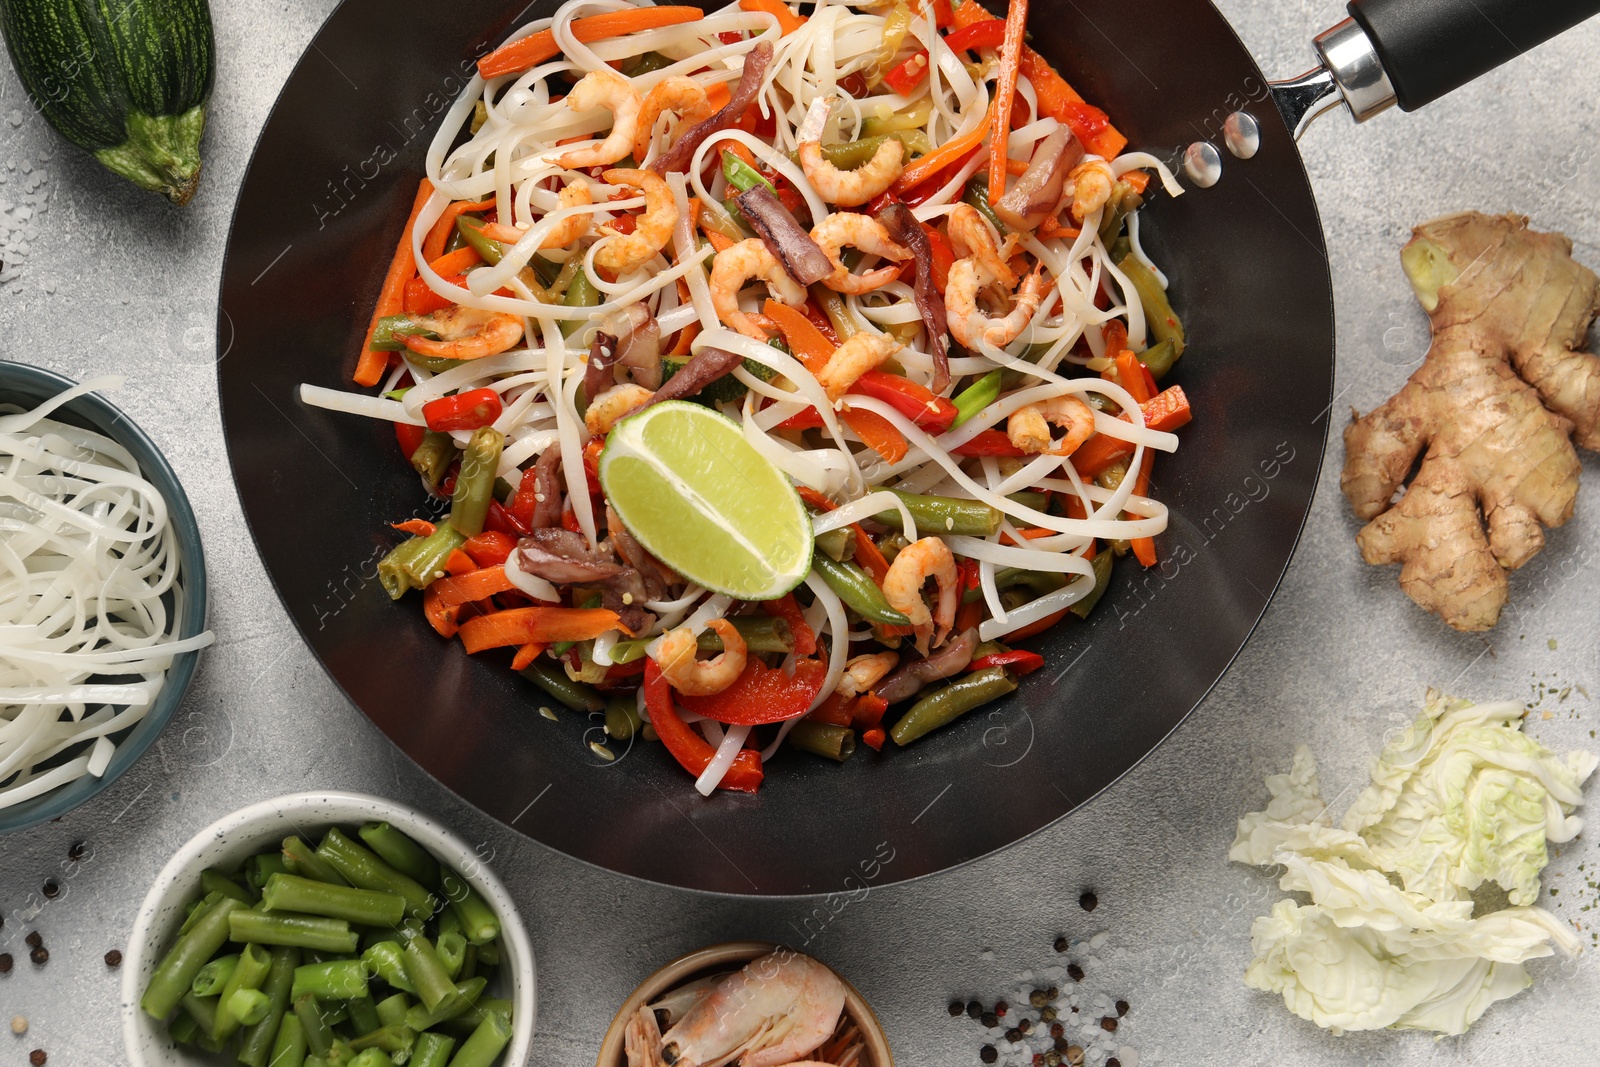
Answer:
(807, 690, 855, 728)
(952, 429, 1027, 457)
(462, 530, 517, 569)
(969, 650, 1044, 675)
(861, 727, 887, 752)
(775, 406, 825, 431)
(930, 0, 954, 28)
(643, 659, 764, 792)
(422, 388, 504, 432)
(764, 594, 818, 656)
(851, 693, 889, 730)
(483, 499, 530, 538)
(395, 421, 426, 460)
(882, 49, 931, 95)
(944, 18, 1006, 53)
(404, 275, 461, 316)
(677, 657, 829, 726)
(851, 371, 957, 433)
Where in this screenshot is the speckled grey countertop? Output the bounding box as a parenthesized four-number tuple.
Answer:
(3, 1, 1600, 1064)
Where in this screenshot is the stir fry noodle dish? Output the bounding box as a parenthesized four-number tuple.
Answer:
(302, 0, 1193, 796)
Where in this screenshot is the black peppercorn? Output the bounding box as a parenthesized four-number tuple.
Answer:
(948, 1000, 964, 1017)
(1067, 962, 1084, 982)
(1115, 999, 1129, 1017)
(105, 949, 123, 969)
(979, 1046, 998, 1065)
(1005, 1027, 1023, 1042)
(1100, 1016, 1118, 1032)
(30, 1050, 46, 1066)
(29, 947, 48, 966)
(41, 881, 58, 900)
(0, 954, 12, 973)
(1107, 1059, 1121, 1067)
(1053, 935, 1068, 953)
(980, 1011, 998, 1028)
(24, 932, 40, 949)
(967, 1000, 983, 1020)
(1078, 890, 1098, 912)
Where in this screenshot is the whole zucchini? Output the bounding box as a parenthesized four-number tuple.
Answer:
(0, 0, 215, 205)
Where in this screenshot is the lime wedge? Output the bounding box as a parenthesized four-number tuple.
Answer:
(599, 400, 812, 600)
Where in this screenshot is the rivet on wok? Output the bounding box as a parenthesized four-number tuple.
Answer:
(1183, 142, 1222, 187)
(1223, 111, 1260, 159)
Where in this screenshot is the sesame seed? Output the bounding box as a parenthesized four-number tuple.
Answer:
(589, 742, 616, 761)
(539, 706, 559, 720)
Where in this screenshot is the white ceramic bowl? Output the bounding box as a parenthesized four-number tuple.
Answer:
(120, 791, 536, 1065)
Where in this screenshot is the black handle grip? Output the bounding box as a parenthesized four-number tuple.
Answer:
(1348, 0, 1600, 110)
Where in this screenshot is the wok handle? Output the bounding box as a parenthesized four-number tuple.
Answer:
(1348, 0, 1600, 111)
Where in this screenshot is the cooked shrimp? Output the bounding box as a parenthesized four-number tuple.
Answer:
(882, 535, 959, 654)
(836, 651, 899, 698)
(1069, 158, 1115, 221)
(946, 260, 1049, 350)
(541, 181, 595, 249)
(816, 332, 902, 401)
(652, 950, 846, 1067)
(710, 238, 807, 339)
(633, 75, 715, 163)
(585, 383, 653, 435)
(595, 169, 678, 276)
(946, 203, 1018, 287)
(1007, 393, 1095, 456)
(655, 619, 747, 696)
(398, 306, 524, 361)
(810, 212, 911, 294)
(556, 69, 641, 169)
(797, 96, 903, 208)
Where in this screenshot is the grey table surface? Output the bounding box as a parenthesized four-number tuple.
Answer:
(4, 1, 1600, 1063)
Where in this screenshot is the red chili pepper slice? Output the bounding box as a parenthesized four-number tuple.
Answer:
(952, 429, 1027, 457)
(394, 421, 426, 460)
(482, 499, 528, 538)
(422, 388, 503, 432)
(643, 659, 764, 792)
(851, 370, 957, 434)
(1058, 102, 1112, 153)
(764, 594, 818, 657)
(461, 530, 517, 568)
(943, 18, 1006, 52)
(968, 650, 1045, 675)
(677, 657, 829, 726)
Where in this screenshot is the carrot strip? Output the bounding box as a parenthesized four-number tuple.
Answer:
(893, 105, 991, 194)
(1130, 450, 1157, 567)
(704, 227, 734, 253)
(356, 178, 433, 387)
(458, 607, 625, 654)
(950, 0, 990, 28)
(428, 246, 482, 276)
(510, 643, 549, 671)
(1017, 49, 1126, 159)
(444, 550, 478, 577)
(1114, 350, 1154, 404)
(999, 527, 1058, 545)
(706, 81, 732, 111)
(1071, 385, 1191, 479)
(763, 299, 834, 372)
(1121, 169, 1151, 194)
(739, 0, 806, 34)
(422, 585, 463, 638)
(429, 567, 518, 611)
(478, 7, 706, 79)
(841, 408, 908, 464)
(392, 519, 436, 536)
(1005, 157, 1030, 176)
(423, 197, 494, 264)
(669, 319, 701, 356)
(987, 0, 1029, 204)
(1002, 607, 1069, 642)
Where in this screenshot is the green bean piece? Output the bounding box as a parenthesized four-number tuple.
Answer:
(810, 132, 927, 171)
(247, 853, 292, 890)
(459, 943, 479, 982)
(1115, 252, 1185, 353)
(559, 269, 601, 337)
(370, 313, 440, 351)
(378, 522, 468, 599)
(455, 216, 507, 266)
(214, 941, 272, 1043)
(1138, 338, 1181, 381)
(291, 959, 370, 1002)
(169, 1009, 201, 1045)
(951, 370, 1001, 428)
(410, 431, 456, 489)
(230, 910, 359, 954)
(1007, 490, 1050, 514)
(1095, 458, 1130, 492)
(375, 992, 411, 1029)
(814, 525, 857, 563)
(448, 427, 505, 539)
(351, 1025, 416, 1057)
(1096, 184, 1137, 243)
(226, 988, 273, 1027)
(362, 942, 417, 994)
(293, 994, 335, 1057)
(180, 992, 220, 1034)
(810, 284, 860, 339)
(875, 489, 1002, 537)
(317, 828, 438, 922)
(607, 615, 794, 663)
(438, 931, 468, 979)
(812, 556, 911, 626)
(238, 946, 301, 1067)
(191, 952, 239, 997)
(619, 49, 672, 77)
(269, 1013, 309, 1067)
(358, 823, 441, 889)
(411, 1032, 457, 1067)
(961, 176, 1009, 235)
(474, 940, 501, 967)
(604, 695, 643, 741)
(262, 874, 407, 927)
(348, 996, 383, 1036)
(722, 148, 776, 195)
(446, 1010, 513, 1067)
(519, 658, 604, 712)
(325, 1039, 359, 1066)
(403, 935, 459, 1012)
(890, 666, 1017, 745)
(177, 891, 221, 937)
(787, 720, 857, 762)
(1068, 548, 1114, 620)
(282, 836, 351, 886)
(962, 567, 1067, 605)
(202, 867, 258, 904)
(404, 976, 487, 1031)
(142, 896, 247, 1019)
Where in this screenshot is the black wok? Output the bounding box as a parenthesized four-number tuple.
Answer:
(217, 0, 1596, 893)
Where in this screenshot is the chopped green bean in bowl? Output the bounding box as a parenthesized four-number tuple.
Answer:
(120, 791, 534, 1067)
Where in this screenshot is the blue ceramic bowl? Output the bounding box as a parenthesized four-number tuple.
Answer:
(0, 362, 208, 833)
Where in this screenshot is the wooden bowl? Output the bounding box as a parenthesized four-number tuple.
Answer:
(596, 941, 892, 1067)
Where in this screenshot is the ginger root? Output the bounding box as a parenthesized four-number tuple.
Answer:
(1342, 212, 1600, 631)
